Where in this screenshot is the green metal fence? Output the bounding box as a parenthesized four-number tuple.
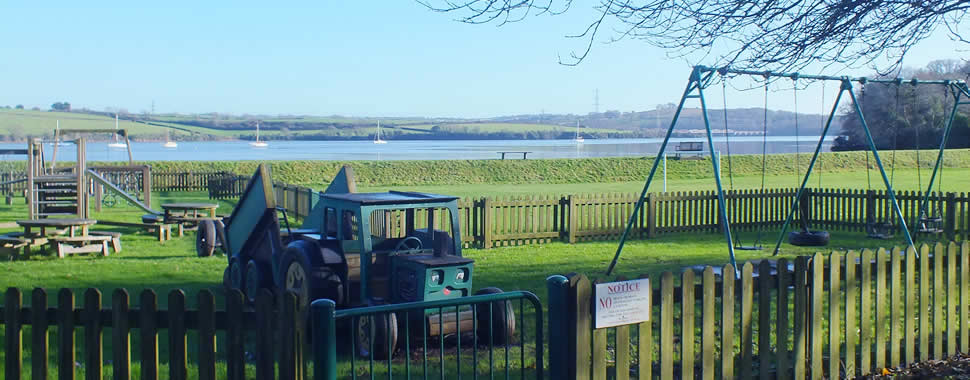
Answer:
(312, 291, 544, 380)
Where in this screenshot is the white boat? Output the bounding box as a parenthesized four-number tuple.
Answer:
(108, 114, 128, 148)
(574, 121, 585, 143)
(250, 121, 268, 147)
(373, 120, 387, 144)
(162, 129, 177, 148)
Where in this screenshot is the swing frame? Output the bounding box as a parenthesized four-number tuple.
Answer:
(605, 66, 970, 275)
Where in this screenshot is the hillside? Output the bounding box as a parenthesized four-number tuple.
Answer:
(0, 106, 826, 142)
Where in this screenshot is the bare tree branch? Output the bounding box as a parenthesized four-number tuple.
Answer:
(418, 0, 970, 72)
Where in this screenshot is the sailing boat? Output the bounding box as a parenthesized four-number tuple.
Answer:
(108, 114, 128, 148)
(574, 121, 585, 143)
(163, 129, 177, 148)
(250, 121, 268, 147)
(373, 120, 387, 144)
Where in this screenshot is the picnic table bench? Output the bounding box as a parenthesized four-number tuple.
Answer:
(13, 218, 111, 259)
(673, 141, 705, 159)
(161, 203, 219, 237)
(498, 151, 532, 160)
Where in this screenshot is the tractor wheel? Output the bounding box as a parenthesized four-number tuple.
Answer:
(280, 247, 344, 312)
(228, 256, 245, 292)
(474, 287, 516, 346)
(196, 220, 216, 257)
(245, 260, 271, 304)
(355, 312, 398, 360)
(789, 230, 830, 247)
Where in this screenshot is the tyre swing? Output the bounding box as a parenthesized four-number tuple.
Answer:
(866, 80, 903, 240)
(719, 72, 764, 250)
(787, 76, 830, 247)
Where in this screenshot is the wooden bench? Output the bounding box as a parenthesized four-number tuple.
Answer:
(0, 235, 28, 259)
(48, 235, 112, 258)
(89, 231, 122, 253)
(497, 151, 532, 160)
(98, 220, 173, 242)
(673, 141, 704, 159)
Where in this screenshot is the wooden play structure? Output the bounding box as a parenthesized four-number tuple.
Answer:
(27, 137, 87, 219)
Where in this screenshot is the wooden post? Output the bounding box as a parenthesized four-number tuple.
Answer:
(142, 166, 152, 208)
(647, 193, 657, 238)
(568, 273, 592, 380)
(568, 195, 577, 244)
(5, 288, 22, 380)
(866, 190, 876, 228)
(483, 198, 493, 249)
(946, 192, 957, 239)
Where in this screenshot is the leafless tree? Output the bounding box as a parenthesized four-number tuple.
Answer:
(418, 0, 970, 73)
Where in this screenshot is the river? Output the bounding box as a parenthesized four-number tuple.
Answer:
(0, 136, 833, 162)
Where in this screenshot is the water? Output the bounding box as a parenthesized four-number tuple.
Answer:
(0, 136, 833, 162)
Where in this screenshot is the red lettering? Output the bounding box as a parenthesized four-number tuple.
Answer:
(599, 297, 612, 308)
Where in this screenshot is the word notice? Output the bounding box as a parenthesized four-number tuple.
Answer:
(594, 278, 651, 329)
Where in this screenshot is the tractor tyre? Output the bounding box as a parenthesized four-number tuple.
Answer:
(228, 256, 245, 292)
(196, 219, 216, 257)
(245, 260, 272, 304)
(474, 287, 516, 346)
(355, 312, 398, 360)
(789, 230, 830, 247)
(279, 247, 345, 312)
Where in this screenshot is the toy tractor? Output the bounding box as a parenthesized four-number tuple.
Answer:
(198, 164, 514, 358)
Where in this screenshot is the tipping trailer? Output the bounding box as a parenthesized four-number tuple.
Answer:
(200, 164, 514, 358)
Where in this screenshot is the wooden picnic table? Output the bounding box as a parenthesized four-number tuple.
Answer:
(161, 202, 219, 236)
(498, 151, 532, 160)
(15, 218, 111, 258)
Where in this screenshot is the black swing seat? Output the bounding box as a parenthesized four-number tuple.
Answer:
(917, 215, 944, 234)
(789, 230, 830, 247)
(866, 222, 895, 240)
(734, 245, 763, 251)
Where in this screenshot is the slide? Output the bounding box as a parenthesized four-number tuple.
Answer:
(86, 169, 163, 215)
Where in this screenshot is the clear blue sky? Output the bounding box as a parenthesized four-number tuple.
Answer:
(0, 1, 965, 118)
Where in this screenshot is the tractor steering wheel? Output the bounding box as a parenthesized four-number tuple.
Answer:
(394, 236, 424, 252)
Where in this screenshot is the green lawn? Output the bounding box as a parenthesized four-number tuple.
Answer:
(0, 187, 954, 378)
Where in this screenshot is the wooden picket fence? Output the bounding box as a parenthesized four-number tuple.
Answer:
(2, 288, 306, 380)
(548, 241, 970, 379)
(152, 171, 238, 192)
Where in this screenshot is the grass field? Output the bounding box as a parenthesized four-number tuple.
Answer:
(0, 109, 183, 140)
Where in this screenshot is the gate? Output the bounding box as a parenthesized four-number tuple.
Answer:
(312, 291, 544, 379)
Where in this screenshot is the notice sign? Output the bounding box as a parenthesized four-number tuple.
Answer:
(594, 278, 651, 329)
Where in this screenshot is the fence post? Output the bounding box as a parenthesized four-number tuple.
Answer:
(311, 299, 337, 380)
(547, 275, 571, 380)
(647, 193, 657, 238)
(5, 288, 22, 380)
(946, 192, 956, 239)
(866, 190, 876, 227)
(483, 198, 493, 249)
(568, 195, 577, 244)
(569, 273, 592, 380)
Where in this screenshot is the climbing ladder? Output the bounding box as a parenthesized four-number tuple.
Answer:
(27, 138, 87, 219)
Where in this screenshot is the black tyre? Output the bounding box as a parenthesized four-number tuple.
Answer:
(279, 247, 344, 312)
(474, 287, 516, 346)
(228, 256, 245, 291)
(789, 230, 830, 247)
(245, 260, 271, 304)
(196, 219, 216, 257)
(355, 312, 398, 360)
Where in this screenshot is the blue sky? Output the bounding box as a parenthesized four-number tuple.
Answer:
(0, 1, 965, 118)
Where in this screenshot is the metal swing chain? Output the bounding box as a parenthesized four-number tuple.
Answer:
(818, 81, 825, 188)
(722, 76, 734, 189)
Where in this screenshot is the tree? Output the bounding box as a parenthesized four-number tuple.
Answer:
(833, 60, 970, 151)
(50, 102, 71, 112)
(15, 104, 23, 110)
(419, 0, 970, 72)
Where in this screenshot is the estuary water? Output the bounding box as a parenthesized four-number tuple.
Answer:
(1, 136, 833, 162)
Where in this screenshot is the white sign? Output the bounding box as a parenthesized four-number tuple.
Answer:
(594, 278, 651, 329)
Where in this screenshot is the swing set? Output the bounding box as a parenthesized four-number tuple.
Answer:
(605, 66, 970, 275)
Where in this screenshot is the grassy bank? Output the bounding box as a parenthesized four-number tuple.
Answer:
(95, 148, 970, 187)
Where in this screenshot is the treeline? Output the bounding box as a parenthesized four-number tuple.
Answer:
(833, 59, 970, 151)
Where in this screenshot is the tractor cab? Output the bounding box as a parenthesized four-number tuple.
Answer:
(315, 191, 473, 306)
